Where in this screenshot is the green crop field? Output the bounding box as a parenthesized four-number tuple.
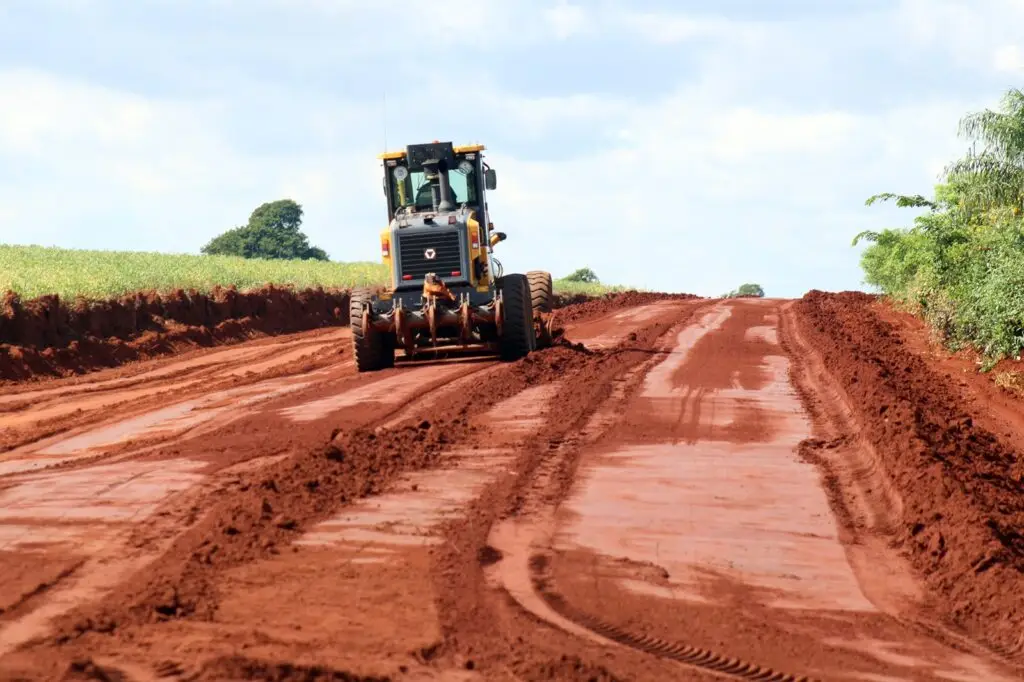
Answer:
(551, 279, 629, 296)
(0, 245, 388, 301)
(0, 244, 625, 301)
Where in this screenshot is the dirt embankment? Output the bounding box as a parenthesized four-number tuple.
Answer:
(551, 291, 701, 326)
(793, 290, 1024, 655)
(0, 287, 681, 385)
(0, 286, 350, 383)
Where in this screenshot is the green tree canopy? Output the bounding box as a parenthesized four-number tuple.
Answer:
(943, 88, 1024, 212)
(564, 267, 599, 283)
(723, 283, 765, 298)
(856, 87, 1024, 363)
(202, 199, 329, 261)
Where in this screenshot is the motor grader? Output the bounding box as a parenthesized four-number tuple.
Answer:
(349, 140, 554, 371)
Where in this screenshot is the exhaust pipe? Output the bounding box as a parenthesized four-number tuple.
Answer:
(423, 158, 453, 213)
(436, 160, 454, 212)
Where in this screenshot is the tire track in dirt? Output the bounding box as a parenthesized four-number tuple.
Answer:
(429, 300, 731, 681)
(0, 297, 682, 681)
(0, 358, 503, 662)
(0, 330, 344, 410)
(789, 291, 1024, 669)
(0, 329, 352, 457)
(479, 302, 819, 681)
(532, 588, 817, 682)
(472, 299, 1016, 682)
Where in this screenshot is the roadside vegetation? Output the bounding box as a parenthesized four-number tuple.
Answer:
(0, 244, 385, 301)
(1, 242, 625, 303)
(553, 267, 630, 296)
(856, 87, 1024, 369)
(1, 195, 629, 302)
(722, 283, 765, 298)
(201, 199, 330, 261)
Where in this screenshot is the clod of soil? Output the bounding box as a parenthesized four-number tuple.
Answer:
(194, 656, 391, 681)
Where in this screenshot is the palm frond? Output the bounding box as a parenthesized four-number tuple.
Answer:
(865, 192, 937, 209)
(957, 89, 1024, 165)
(944, 152, 1024, 210)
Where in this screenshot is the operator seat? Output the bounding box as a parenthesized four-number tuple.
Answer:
(415, 180, 459, 208)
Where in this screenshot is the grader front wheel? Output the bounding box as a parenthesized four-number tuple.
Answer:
(527, 270, 554, 347)
(498, 274, 535, 360)
(350, 288, 394, 372)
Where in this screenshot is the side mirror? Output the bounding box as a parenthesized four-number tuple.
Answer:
(489, 231, 507, 247)
(485, 168, 497, 190)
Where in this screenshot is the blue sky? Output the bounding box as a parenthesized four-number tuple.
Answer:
(1, 0, 1022, 297)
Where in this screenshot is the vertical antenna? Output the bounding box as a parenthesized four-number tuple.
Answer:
(383, 90, 388, 152)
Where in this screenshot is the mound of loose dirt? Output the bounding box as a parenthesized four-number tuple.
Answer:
(794, 290, 1024, 654)
(0, 286, 350, 383)
(552, 291, 701, 327)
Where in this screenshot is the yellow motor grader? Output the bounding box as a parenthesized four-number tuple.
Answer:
(349, 141, 553, 371)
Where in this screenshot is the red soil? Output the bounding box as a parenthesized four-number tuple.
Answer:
(0, 285, 637, 385)
(551, 290, 701, 327)
(2, 291, 1021, 681)
(0, 286, 350, 383)
(792, 290, 1024, 656)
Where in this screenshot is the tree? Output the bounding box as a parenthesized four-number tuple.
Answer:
(856, 88, 1024, 361)
(723, 283, 764, 298)
(564, 267, 599, 283)
(201, 199, 329, 261)
(943, 88, 1024, 212)
(201, 226, 247, 257)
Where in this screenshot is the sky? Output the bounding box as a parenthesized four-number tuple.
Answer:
(1, 0, 1022, 298)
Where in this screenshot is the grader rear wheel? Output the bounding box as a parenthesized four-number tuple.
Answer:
(527, 271, 553, 313)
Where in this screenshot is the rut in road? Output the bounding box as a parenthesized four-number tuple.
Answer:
(0, 297, 685, 681)
(456, 299, 1017, 682)
(471, 301, 819, 681)
(3, 293, 1021, 681)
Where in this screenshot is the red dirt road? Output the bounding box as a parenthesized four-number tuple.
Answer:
(0, 294, 1021, 681)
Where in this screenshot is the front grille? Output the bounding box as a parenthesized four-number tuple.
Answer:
(397, 229, 464, 281)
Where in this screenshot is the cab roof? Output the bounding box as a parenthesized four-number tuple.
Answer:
(378, 143, 485, 161)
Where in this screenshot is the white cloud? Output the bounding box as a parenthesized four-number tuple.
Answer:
(0, 68, 382, 258)
(0, 0, 1016, 298)
(544, 0, 591, 40)
(617, 11, 750, 44)
(894, 0, 1024, 73)
(483, 87, 982, 297)
(993, 45, 1024, 73)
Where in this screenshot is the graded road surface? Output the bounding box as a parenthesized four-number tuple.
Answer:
(0, 294, 1021, 682)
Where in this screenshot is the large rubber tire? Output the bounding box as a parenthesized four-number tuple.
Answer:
(498, 274, 535, 361)
(350, 288, 394, 372)
(527, 270, 553, 313)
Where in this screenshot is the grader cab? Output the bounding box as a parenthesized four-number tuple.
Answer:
(349, 141, 554, 371)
